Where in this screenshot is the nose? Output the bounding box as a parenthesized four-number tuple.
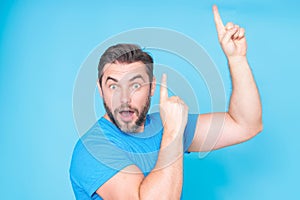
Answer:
(120, 88, 131, 104)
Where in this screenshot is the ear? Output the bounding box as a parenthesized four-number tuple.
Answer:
(150, 77, 156, 97)
(97, 79, 103, 98)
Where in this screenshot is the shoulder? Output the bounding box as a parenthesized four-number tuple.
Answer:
(69, 120, 112, 179)
(70, 119, 130, 172)
(69, 120, 135, 196)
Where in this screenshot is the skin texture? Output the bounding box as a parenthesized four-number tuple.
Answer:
(95, 5, 263, 200)
(188, 5, 262, 152)
(98, 61, 156, 133)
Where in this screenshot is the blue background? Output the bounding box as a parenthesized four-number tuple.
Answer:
(1, 0, 299, 199)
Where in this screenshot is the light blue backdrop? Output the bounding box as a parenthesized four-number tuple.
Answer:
(1, 0, 299, 199)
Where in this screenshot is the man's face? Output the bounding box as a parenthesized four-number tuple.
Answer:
(98, 61, 155, 133)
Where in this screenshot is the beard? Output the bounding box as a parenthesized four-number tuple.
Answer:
(103, 96, 151, 133)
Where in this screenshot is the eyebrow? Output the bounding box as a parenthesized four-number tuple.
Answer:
(129, 75, 145, 82)
(105, 75, 145, 85)
(105, 76, 118, 84)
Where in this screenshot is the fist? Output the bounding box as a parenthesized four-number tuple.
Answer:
(159, 74, 188, 139)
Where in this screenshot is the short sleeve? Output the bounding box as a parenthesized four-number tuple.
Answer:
(183, 113, 199, 152)
(70, 126, 135, 198)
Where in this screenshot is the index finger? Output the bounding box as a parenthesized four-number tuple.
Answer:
(160, 73, 168, 102)
(213, 5, 225, 32)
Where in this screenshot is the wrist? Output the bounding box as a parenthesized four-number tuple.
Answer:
(162, 128, 184, 146)
(227, 56, 248, 65)
(164, 126, 184, 138)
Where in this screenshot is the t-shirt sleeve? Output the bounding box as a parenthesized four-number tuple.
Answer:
(183, 113, 199, 152)
(70, 130, 135, 198)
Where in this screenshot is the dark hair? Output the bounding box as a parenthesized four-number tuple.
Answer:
(98, 43, 154, 87)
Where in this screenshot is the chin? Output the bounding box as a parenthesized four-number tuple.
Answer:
(114, 118, 138, 133)
(120, 125, 140, 133)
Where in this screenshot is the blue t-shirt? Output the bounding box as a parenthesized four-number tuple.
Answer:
(70, 112, 198, 199)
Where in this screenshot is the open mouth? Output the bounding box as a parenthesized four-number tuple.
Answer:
(119, 110, 135, 122)
(120, 110, 134, 117)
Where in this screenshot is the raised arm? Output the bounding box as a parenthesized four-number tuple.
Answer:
(189, 5, 263, 152)
(97, 74, 188, 199)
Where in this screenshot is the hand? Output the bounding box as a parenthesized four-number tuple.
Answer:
(159, 74, 188, 139)
(213, 5, 247, 59)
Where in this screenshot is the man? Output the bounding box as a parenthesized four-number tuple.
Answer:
(70, 5, 262, 200)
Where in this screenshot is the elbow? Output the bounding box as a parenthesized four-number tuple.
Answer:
(257, 120, 263, 133)
(257, 110, 263, 133)
(245, 119, 263, 140)
(255, 114, 264, 134)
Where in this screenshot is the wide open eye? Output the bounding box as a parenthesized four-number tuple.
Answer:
(132, 83, 141, 90)
(109, 84, 118, 90)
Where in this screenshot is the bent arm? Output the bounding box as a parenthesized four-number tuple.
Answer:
(188, 6, 262, 152)
(139, 129, 183, 199)
(97, 74, 186, 199)
(227, 57, 262, 133)
(96, 129, 184, 200)
(188, 58, 262, 152)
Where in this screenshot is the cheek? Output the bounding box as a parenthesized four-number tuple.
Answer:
(131, 88, 150, 107)
(103, 91, 119, 109)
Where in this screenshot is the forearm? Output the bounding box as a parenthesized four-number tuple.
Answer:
(227, 56, 263, 132)
(139, 130, 184, 200)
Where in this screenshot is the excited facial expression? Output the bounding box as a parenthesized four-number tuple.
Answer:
(98, 61, 156, 133)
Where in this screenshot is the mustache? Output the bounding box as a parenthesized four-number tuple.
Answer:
(115, 104, 139, 116)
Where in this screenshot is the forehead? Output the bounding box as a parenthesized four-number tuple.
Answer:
(102, 61, 149, 81)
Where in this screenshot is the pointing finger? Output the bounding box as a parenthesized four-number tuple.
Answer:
(213, 5, 225, 34)
(160, 73, 168, 103)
